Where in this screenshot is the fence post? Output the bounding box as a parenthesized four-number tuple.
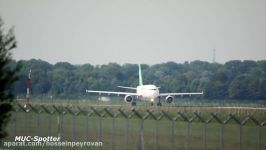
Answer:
(104, 108, 116, 150)
(91, 107, 104, 150)
(239, 125, 243, 150)
(48, 114, 52, 142)
(220, 124, 224, 150)
(30, 105, 41, 137)
(203, 122, 207, 150)
(187, 122, 191, 150)
(86, 114, 89, 142)
(73, 114, 76, 142)
(36, 109, 40, 136)
(78, 106, 93, 146)
(17, 104, 29, 136)
(248, 115, 262, 150)
(211, 113, 224, 150)
(179, 112, 188, 150)
(41, 105, 53, 137)
(155, 119, 158, 150)
(139, 119, 144, 150)
(13, 108, 17, 137)
(256, 121, 265, 150)
(229, 114, 242, 150)
(25, 107, 29, 135)
(257, 126, 261, 150)
(147, 110, 159, 150)
(193, 112, 206, 150)
(178, 112, 193, 150)
(53, 105, 65, 144)
(125, 117, 129, 150)
(118, 108, 130, 150)
(132, 109, 147, 150)
(162, 110, 174, 150)
(66, 107, 80, 142)
(204, 113, 214, 150)
(59, 113, 63, 150)
(170, 120, 175, 150)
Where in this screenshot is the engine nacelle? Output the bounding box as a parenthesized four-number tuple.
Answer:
(165, 95, 174, 103)
(124, 95, 133, 103)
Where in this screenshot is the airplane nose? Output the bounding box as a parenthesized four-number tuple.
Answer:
(150, 91, 158, 98)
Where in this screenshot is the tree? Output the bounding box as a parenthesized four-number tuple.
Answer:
(0, 17, 20, 139)
(228, 75, 246, 99)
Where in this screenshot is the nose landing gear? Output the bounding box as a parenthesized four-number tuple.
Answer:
(156, 96, 162, 106)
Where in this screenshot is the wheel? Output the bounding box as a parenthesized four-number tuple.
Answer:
(157, 102, 162, 106)
(131, 101, 136, 106)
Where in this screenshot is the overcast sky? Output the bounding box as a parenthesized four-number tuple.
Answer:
(0, 0, 265, 65)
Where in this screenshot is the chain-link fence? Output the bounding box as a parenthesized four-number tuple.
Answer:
(2, 104, 266, 150)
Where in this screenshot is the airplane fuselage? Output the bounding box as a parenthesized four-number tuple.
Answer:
(136, 85, 159, 102)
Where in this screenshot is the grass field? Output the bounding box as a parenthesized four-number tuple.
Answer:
(1, 99, 266, 150)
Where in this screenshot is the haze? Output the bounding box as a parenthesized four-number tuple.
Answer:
(0, 0, 265, 65)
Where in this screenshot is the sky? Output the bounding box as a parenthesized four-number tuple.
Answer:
(0, 0, 265, 65)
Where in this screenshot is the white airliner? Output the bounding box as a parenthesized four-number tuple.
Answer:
(86, 64, 203, 106)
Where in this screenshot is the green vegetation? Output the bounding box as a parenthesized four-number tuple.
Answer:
(13, 59, 266, 101)
(0, 17, 20, 139)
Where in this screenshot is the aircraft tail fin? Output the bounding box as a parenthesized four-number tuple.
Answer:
(138, 64, 143, 86)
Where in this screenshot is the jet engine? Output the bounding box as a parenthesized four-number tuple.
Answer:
(165, 95, 174, 103)
(124, 95, 133, 103)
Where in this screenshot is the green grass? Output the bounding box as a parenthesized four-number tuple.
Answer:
(1, 99, 266, 149)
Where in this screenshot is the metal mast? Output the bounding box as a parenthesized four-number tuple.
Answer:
(24, 69, 31, 109)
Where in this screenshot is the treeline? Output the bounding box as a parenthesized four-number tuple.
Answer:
(12, 59, 266, 100)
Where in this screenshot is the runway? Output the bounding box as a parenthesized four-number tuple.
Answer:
(88, 104, 266, 110)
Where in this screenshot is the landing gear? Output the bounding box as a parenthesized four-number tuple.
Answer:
(157, 96, 162, 106)
(151, 102, 154, 106)
(131, 101, 136, 106)
(157, 102, 162, 106)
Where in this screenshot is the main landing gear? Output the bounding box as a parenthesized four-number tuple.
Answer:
(131, 101, 136, 106)
(150, 102, 161, 106)
(156, 102, 162, 106)
(152, 97, 162, 106)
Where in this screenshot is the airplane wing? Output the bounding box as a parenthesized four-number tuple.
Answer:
(86, 90, 140, 96)
(159, 92, 204, 96)
(117, 86, 137, 90)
